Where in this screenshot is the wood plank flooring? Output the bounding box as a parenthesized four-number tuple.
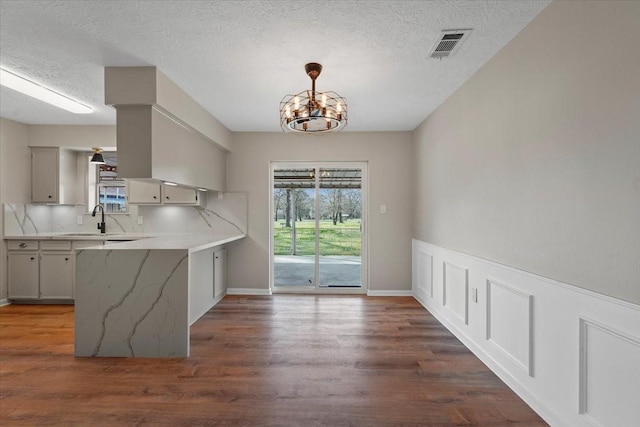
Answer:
(0, 295, 547, 426)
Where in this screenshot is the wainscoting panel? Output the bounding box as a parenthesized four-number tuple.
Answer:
(443, 262, 469, 324)
(579, 318, 640, 427)
(486, 279, 533, 376)
(416, 250, 433, 297)
(411, 239, 640, 427)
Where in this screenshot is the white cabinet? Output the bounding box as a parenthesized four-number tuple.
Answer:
(127, 180, 161, 204)
(7, 239, 103, 302)
(31, 147, 77, 204)
(163, 185, 199, 204)
(214, 247, 227, 299)
(40, 253, 74, 299)
(8, 252, 40, 299)
(126, 180, 204, 206)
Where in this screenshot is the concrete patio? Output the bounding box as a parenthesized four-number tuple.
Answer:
(274, 255, 361, 287)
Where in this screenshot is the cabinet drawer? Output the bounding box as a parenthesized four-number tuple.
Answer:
(7, 240, 39, 250)
(72, 240, 105, 250)
(40, 240, 72, 251)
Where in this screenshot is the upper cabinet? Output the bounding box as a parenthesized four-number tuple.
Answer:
(31, 147, 77, 204)
(163, 185, 199, 204)
(127, 180, 161, 204)
(127, 181, 205, 206)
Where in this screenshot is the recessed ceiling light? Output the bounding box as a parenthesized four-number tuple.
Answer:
(163, 181, 178, 186)
(0, 67, 93, 114)
(197, 188, 208, 192)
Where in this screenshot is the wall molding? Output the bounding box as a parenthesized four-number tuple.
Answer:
(443, 261, 469, 325)
(226, 288, 272, 296)
(367, 290, 413, 297)
(416, 249, 433, 297)
(486, 278, 533, 377)
(578, 317, 640, 427)
(412, 239, 640, 427)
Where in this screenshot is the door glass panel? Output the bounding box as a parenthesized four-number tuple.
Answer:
(318, 168, 362, 287)
(273, 168, 316, 287)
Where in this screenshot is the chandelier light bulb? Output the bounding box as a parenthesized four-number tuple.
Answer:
(294, 96, 300, 109)
(322, 94, 327, 107)
(285, 105, 291, 118)
(337, 102, 342, 112)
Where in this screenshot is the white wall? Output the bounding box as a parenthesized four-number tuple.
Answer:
(227, 131, 413, 293)
(412, 0, 640, 304)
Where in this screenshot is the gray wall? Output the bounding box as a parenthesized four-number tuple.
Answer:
(412, 0, 640, 304)
(0, 118, 30, 300)
(227, 131, 413, 292)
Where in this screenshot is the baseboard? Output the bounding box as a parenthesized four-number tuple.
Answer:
(367, 290, 413, 297)
(412, 239, 640, 427)
(0, 298, 9, 307)
(226, 288, 272, 296)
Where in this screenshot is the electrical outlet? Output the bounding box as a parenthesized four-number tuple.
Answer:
(380, 204, 387, 214)
(76, 216, 83, 225)
(471, 288, 478, 303)
(137, 216, 144, 225)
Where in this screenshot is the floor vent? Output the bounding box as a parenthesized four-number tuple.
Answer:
(430, 29, 472, 59)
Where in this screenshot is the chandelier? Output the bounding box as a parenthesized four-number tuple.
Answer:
(280, 63, 347, 133)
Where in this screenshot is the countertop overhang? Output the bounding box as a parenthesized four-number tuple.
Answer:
(5, 232, 245, 252)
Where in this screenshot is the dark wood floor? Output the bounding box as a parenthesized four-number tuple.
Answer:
(0, 295, 546, 426)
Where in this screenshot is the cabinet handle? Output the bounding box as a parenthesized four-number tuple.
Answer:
(166, 196, 170, 200)
(30, 257, 35, 261)
(48, 195, 52, 199)
(19, 243, 27, 248)
(65, 257, 69, 261)
(153, 196, 157, 199)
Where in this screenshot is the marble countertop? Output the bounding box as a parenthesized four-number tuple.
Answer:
(4, 232, 152, 241)
(96, 233, 245, 252)
(4, 232, 245, 252)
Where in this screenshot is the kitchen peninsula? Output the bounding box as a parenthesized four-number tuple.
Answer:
(74, 232, 244, 358)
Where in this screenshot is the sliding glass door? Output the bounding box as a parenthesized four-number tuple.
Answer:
(271, 162, 366, 292)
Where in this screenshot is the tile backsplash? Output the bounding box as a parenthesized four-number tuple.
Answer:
(4, 192, 247, 236)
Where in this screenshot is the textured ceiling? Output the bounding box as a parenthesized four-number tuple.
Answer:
(0, 0, 549, 131)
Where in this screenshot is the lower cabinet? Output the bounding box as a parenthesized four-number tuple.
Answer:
(7, 239, 104, 302)
(7, 252, 40, 299)
(214, 247, 227, 299)
(40, 253, 74, 299)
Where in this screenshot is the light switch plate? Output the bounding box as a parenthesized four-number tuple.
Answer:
(380, 204, 387, 214)
(137, 216, 144, 225)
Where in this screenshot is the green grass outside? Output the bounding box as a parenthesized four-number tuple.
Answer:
(274, 220, 361, 256)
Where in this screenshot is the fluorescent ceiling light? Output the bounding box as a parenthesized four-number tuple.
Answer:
(0, 67, 93, 114)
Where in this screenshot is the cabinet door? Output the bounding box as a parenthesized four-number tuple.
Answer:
(214, 248, 227, 298)
(8, 252, 40, 299)
(31, 148, 59, 203)
(40, 253, 74, 299)
(162, 185, 198, 204)
(127, 180, 161, 204)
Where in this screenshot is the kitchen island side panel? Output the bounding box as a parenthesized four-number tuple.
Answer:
(74, 249, 189, 357)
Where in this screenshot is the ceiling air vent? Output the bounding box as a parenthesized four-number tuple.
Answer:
(429, 29, 472, 59)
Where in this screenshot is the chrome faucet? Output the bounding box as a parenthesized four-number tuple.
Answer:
(92, 204, 106, 234)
